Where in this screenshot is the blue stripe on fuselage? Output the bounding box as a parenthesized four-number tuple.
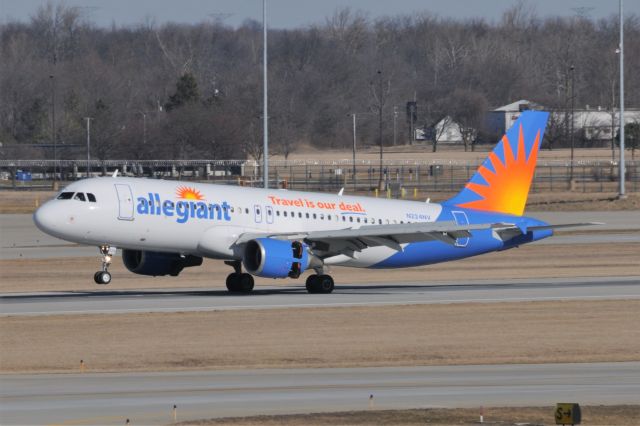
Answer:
(371, 207, 553, 269)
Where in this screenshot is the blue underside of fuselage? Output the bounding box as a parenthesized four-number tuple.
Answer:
(371, 206, 553, 269)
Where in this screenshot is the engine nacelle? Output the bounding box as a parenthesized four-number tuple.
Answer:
(243, 238, 309, 279)
(122, 249, 202, 277)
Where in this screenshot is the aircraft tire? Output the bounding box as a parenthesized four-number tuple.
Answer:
(305, 275, 319, 293)
(238, 273, 254, 293)
(94, 271, 111, 285)
(317, 275, 334, 293)
(226, 273, 240, 292)
(306, 275, 334, 294)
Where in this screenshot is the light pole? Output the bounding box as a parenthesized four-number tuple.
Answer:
(352, 113, 356, 191)
(85, 117, 92, 178)
(349, 112, 374, 192)
(50, 75, 57, 185)
(618, 0, 626, 198)
(262, 0, 269, 188)
(393, 106, 398, 146)
(570, 65, 575, 181)
(371, 70, 388, 190)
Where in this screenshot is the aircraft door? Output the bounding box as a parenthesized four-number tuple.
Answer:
(451, 210, 469, 247)
(114, 184, 135, 221)
(254, 205, 263, 224)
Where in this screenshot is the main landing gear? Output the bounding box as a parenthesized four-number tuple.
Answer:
(94, 245, 116, 285)
(224, 260, 254, 293)
(305, 274, 334, 294)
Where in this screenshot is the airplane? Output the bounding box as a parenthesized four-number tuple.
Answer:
(33, 110, 598, 294)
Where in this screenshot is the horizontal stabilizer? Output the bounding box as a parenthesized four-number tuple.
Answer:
(492, 222, 603, 241)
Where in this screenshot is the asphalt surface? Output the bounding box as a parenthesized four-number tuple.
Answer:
(1, 362, 638, 425)
(2, 276, 639, 316)
(1, 211, 639, 259)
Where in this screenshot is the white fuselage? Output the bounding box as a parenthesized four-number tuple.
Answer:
(34, 177, 443, 268)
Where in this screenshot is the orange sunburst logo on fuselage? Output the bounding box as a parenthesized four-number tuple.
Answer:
(176, 185, 205, 201)
(457, 124, 540, 216)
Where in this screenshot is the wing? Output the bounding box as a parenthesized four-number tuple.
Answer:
(234, 221, 603, 259)
(236, 221, 492, 259)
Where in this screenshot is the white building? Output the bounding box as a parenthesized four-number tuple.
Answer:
(488, 100, 640, 142)
(486, 100, 543, 136)
(422, 116, 463, 144)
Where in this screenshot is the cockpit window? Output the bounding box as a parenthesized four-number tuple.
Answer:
(57, 192, 74, 200)
(74, 193, 86, 202)
(87, 193, 97, 202)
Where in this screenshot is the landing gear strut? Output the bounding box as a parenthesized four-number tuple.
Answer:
(225, 260, 254, 293)
(305, 274, 334, 294)
(94, 245, 115, 285)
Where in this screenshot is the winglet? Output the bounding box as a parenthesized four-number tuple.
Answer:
(112, 169, 119, 178)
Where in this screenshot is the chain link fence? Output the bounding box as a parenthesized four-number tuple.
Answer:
(1, 159, 638, 196)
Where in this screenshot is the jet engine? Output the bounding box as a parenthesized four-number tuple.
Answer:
(243, 238, 309, 278)
(122, 249, 203, 276)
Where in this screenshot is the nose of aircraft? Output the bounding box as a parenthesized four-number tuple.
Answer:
(33, 202, 60, 236)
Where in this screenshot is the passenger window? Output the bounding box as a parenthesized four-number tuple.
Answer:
(74, 193, 86, 202)
(298, 212, 302, 218)
(245, 208, 249, 214)
(342, 216, 346, 222)
(349, 217, 353, 222)
(291, 211, 294, 218)
(87, 193, 96, 202)
(57, 192, 74, 200)
(357, 218, 361, 223)
(378, 219, 382, 224)
(313, 213, 317, 219)
(328, 215, 331, 221)
(320, 213, 324, 220)
(276, 211, 280, 216)
(306, 213, 310, 218)
(284, 211, 288, 217)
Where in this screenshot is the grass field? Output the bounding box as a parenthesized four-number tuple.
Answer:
(178, 405, 640, 426)
(2, 300, 638, 374)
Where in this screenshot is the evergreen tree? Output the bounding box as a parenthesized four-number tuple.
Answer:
(165, 73, 200, 112)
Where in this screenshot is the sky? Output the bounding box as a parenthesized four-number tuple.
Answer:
(0, 0, 637, 29)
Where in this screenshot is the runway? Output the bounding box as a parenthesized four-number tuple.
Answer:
(1, 362, 638, 425)
(1, 211, 639, 260)
(2, 276, 639, 316)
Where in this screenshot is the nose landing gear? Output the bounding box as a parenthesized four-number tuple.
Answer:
(94, 245, 116, 285)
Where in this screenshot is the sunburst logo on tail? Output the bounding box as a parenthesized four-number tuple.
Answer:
(445, 111, 548, 217)
(457, 124, 540, 216)
(176, 185, 204, 201)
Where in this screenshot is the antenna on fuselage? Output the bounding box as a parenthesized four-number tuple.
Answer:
(338, 187, 344, 196)
(112, 169, 119, 178)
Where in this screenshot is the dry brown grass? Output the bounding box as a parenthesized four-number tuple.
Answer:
(1, 242, 638, 294)
(1, 300, 638, 374)
(179, 405, 640, 426)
